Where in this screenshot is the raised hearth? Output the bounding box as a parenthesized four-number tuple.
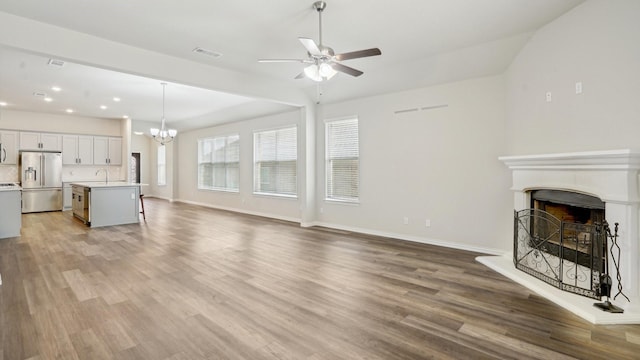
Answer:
(479, 149, 640, 324)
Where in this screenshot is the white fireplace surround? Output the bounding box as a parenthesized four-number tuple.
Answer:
(478, 149, 640, 324)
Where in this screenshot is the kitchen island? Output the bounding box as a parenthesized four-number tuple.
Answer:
(0, 183, 21, 238)
(71, 182, 141, 227)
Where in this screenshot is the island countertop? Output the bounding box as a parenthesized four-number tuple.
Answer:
(70, 181, 146, 188)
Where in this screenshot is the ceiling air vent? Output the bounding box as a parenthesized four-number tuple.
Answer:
(192, 47, 222, 59)
(33, 92, 47, 97)
(48, 59, 66, 67)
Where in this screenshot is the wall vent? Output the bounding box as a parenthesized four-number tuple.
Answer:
(192, 47, 222, 59)
(394, 108, 419, 114)
(48, 59, 65, 67)
(421, 104, 448, 111)
(394, 104, 448, 115)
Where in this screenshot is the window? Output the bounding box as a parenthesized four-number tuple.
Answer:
(157, 145, 166, 186)
(326, 118, 359, 202)
(198, 134, 240, 191)
(254, 126, 297, 196)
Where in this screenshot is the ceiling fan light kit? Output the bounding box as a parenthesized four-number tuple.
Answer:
(259, 1, 381, 82)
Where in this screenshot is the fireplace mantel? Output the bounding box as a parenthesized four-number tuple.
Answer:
(478, 149, 640, 324)
(499, 149, 640, 204)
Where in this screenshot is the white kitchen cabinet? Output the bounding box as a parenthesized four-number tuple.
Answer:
(62, 135, 93, 165)
(20, 132, 62, 151)
(93, 136, 122, 165)
(0, 130, 18, 165)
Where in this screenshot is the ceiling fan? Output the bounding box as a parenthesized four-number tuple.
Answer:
(258, 1, 382, 82)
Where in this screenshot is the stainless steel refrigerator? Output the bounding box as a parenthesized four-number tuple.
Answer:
(20, 151, 63, 213)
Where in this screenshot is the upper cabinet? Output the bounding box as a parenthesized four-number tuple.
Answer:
(93, 136, 122, 165)
(62, 135, 94, 165)
(0, 130, 18, 165)
(20, 132, 62, 151)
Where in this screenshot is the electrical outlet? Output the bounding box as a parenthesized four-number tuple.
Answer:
(546, 92, 552, 102)
(575, 82, 583, 94)
(403, 217, 409, 225)
(425, 219, 431, 227)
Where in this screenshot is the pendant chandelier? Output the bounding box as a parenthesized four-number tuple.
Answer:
(150, 82, 177, 145)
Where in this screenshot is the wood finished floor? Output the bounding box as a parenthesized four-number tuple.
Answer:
(1, 199, 640, 359)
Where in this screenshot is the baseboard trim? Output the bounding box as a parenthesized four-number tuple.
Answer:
(307, 221, 504, 255)
(175, 199, 302, 224)
(165, 199, 504, 256)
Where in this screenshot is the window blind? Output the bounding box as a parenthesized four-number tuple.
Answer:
(157, 145, 166, 186)
(198, 134, 239, 191)
(254, 126, 297, 196)
(326, 118, 359, 202)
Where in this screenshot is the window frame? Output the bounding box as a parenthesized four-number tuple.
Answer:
(157, 145, 166, 186)
(253, 125, 298, 198)
(325, 116, 360, 203)
(197, 134, 240, 193)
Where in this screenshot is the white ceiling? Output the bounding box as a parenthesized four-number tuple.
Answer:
(0, 0, 585, 131)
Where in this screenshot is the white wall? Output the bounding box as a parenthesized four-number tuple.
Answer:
(176, 110, 303, 222)
(506, 0, 640, 154)
(317, 75, 512, 254)
(1, 109, 121, 135)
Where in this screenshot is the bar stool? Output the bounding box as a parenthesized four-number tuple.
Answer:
(139, 193, 146, 221)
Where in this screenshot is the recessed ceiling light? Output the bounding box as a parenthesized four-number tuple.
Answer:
(66, 109, 74, 113)
(133, 131, 144, 136)
(51, 86, 61, 92)
(100, 105, 107, 110)
(113, 97, 121, 102)
(122, 115, 129, 119)
(44, 97, 53, 102)
(0, 101, 7, 107)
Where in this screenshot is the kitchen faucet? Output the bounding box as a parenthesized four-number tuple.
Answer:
(96, 168, 109, 183)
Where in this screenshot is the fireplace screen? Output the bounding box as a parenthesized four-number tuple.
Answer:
(514, 208, 606, 299)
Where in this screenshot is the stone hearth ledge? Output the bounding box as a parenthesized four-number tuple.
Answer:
(477, 254, 640, 324)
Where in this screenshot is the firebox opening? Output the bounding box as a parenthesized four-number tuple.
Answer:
(532, 189, 605, 227)
(513, 189, 607, 299)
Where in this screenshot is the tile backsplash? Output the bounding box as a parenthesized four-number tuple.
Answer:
(0, 166, 19, 182)
(0, 165, 123, 183)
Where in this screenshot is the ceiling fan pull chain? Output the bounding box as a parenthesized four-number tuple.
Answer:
(318, 2, 323, 46)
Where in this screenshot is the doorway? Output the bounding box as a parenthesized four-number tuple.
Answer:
(131, 152, 141, 183)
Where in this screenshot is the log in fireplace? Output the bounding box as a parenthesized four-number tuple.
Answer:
(514, 190, 606, 299)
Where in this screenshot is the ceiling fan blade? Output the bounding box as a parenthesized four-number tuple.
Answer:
(258, 59, 312, 63)
(294, 72, 306, 80)
(299, 37, 322, 56)
(331, 62, 364, 77)
(334, 48, 382, 61)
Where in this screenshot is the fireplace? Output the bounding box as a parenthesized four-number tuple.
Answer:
(531, 189, 605, 270)
(514, 190, 606, 299)
(478, 149, 640, 324)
